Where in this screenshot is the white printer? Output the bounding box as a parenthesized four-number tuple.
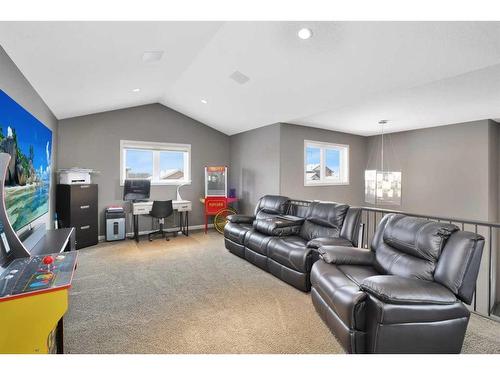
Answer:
(58, 168, 95, 184)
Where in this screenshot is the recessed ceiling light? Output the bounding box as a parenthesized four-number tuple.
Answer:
(142, 50, 164, 63)
(132, 88, 140, 93)
(201, 99, 208, 104)
(297, 28, 313, 40)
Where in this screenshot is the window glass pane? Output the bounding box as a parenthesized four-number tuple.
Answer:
(125, 149, 153, 179)
(305, 146, 321, 182)
(159, 151, 185, 180)
(325, 148, 340, 180)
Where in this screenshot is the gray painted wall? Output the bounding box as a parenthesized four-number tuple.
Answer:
(0, 45, 58, 232)
(279, 123, 367, 206)
(57, 104, 230, 235)
(229, 120, 494, 218)
(229, 124, 281, 215)
(366, 120, 491, 220)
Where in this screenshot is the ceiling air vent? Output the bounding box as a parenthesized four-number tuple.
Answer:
(142, 51, 164, 63)
(229, 70, 250, 85)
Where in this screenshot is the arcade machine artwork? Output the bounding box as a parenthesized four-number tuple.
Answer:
(0, 90, 78, 354)
(203, 166, 238, 234)
(0, 247, 77, 354)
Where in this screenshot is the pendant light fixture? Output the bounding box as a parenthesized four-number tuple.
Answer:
(364, 120, 402, 205)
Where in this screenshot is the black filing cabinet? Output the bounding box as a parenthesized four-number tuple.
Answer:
(56, 184, 98, 249)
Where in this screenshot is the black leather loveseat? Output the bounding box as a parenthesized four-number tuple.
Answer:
(224, 195, 362, 292)
(311, 213, 485, 353)
(224, 195, 291, 259)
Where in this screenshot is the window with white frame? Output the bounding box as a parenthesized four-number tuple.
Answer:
(120, 140, 191, 185)
(304, 140, 349, 186)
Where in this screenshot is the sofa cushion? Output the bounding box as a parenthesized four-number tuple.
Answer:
(305, 201, 350, 228)
(340, 207, 362, 247)
(244, 230, 273, 256)
(375, 243, 438, 281)
(434, 231, 485, 305)
(224, 222, 253, 245)
(371, 214, 459, 281)
(267, 236, 311, 272)
(382, 214, 458, 261)
(299, 202, 349, 241)
(337, 265, 381, 285)
(311, 261, 379, 330)
(361, 275, 457, 305)
(254, 195, 290, 219)
(300, 221, 341, 241)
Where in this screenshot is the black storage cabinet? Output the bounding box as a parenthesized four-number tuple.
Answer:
(56, 184, 98, 249)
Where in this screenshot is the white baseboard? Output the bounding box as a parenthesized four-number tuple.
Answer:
(98, 224, 214, 242)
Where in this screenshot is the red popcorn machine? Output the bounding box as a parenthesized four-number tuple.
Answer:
(203, 166, 238, 233)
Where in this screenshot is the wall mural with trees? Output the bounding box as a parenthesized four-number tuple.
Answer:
(0, 89, 52, 231)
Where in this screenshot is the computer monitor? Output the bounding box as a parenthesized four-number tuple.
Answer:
(123, 179, 151, 201)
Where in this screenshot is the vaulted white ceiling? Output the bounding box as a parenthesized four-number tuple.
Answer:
(1, 21, 500, 136)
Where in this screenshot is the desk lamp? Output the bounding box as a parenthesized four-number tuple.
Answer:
(176, 182, 189, 201)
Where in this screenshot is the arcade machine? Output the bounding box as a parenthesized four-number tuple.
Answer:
(202, 166, 238, 233)
(0, 153, 78, 353)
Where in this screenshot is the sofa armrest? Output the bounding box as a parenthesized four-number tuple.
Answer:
(361, 275, 457, 305)
(227, 214, 255, 224)
(318, 246, 374, 265)
(307, 237, 354, 249)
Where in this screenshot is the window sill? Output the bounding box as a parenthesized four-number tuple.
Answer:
(304, 181, 350, 187)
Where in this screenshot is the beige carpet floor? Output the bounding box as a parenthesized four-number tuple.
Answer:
(64, 230, 500, 354)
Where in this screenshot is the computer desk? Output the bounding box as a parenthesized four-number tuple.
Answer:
(131, 200, 192, 242)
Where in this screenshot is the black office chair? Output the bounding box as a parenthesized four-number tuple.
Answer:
(148, 200, 174, 242)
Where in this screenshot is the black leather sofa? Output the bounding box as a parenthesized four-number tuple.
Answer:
(224, 195, 362, 292)
(311, 213, 485, 353)
(224, 195, 291, 259)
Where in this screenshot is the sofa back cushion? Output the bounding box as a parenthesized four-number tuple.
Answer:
(434, 231, 485, 304)
(287, 202, 310, 218)
(299, 202, 349, 241)
(372, 214, 458, 281)
(254, 195, 290, 220)
(383, 215, 458, 261)
(340, 207, 362, 247)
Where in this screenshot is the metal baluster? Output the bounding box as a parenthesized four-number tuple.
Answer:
(358, 222, 365, 248)
(366, 211, 370, 249)
(372, 211, 376, 246)
(474, 224, 478, 312)
(488, 226, 492, 316)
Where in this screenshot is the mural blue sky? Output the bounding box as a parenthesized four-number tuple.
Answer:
(0, 89, 52, 179)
